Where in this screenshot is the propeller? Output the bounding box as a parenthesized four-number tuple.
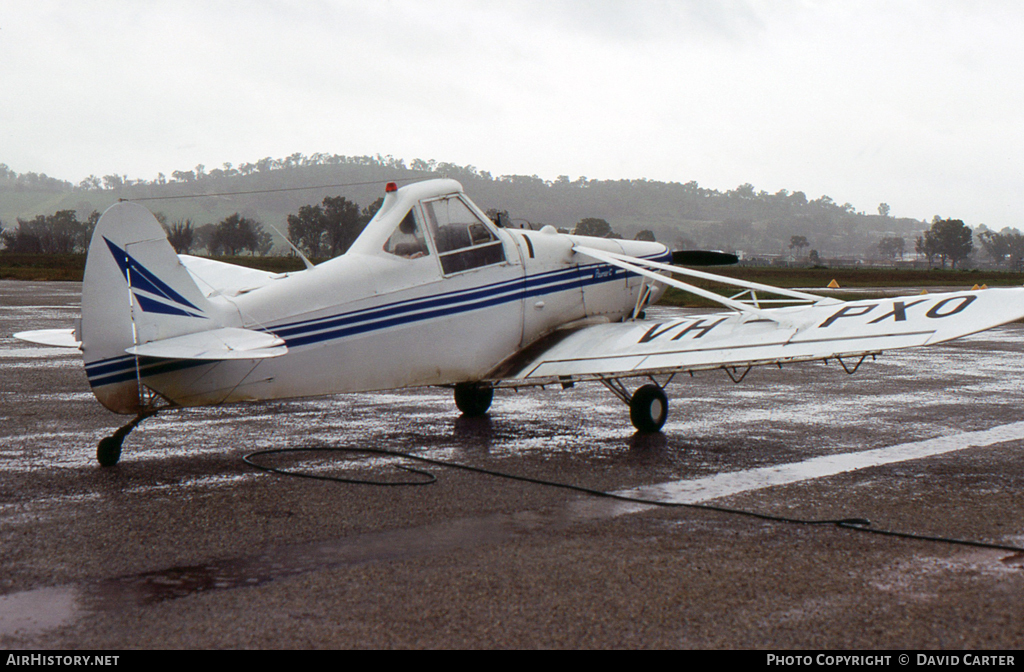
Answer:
(671, 250, 739, 266)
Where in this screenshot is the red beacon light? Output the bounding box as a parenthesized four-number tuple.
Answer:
(385, 182, 398, 193)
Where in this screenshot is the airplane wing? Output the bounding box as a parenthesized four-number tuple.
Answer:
(493, 289, 1024, 384)
(490, 247, 1024, 385)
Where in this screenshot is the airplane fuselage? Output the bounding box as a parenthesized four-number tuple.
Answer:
(83, 179, 668, 412)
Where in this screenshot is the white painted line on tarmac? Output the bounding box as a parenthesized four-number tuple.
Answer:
(617, 421, 1024, 505)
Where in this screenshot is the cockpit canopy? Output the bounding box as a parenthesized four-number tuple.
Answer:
(361, 180, 507, 275)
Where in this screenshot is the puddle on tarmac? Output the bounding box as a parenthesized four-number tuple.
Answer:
(95, 515, 529, 604)
(0, 511, 553, 639)
(0, 586, 81, 638)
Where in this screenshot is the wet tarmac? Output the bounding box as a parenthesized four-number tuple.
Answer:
(1, 279, 1023, 649)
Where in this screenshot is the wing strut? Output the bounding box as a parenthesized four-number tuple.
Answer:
(574, 245, 841, 325)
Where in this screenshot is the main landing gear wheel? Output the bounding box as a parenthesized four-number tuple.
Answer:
(454, 383, 493, 417)
(629, 384, 668, 433)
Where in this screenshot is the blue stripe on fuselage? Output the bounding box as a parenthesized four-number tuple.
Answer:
(85, 253, 668, 388)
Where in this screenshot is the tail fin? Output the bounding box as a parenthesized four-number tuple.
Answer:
(82, 201, 218, 414)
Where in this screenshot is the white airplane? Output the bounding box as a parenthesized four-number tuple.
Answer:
(14, 178, 1024, 466)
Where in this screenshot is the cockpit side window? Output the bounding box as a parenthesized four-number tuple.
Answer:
(422, 197, 505, 274)
(383, 209, 430, 259)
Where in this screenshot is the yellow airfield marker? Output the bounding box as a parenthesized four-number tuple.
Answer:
(827, 279, 840, 288)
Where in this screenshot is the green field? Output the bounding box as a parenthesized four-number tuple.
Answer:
(0, 253, 307, 281)
(658, 266, 1024, 306)
(686, 266, 1024, 288)
(0, 254, 87, 281)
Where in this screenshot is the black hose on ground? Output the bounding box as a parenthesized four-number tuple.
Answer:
(242, 445, 1024, 557)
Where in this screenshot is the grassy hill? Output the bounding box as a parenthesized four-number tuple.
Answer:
(0, 155, 929, 259)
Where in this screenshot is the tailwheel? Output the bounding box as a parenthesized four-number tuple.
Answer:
(454, 383, 493, 417)
(95, 411, 156, 467)
(97, 435, 123, 467)
(629, 384, 668, 433)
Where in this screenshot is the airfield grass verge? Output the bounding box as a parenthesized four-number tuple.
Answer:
(0, 253, 308, 281)
(701, 266, 1024, 288)
(0, 254, 87, 281)
(656, 267, 1024, 308)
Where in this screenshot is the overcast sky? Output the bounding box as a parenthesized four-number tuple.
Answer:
(2, 0, 1022, 227)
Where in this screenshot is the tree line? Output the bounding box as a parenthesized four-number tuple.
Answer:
(0, 210, 99, 254)
(2, 199, 655, 261)
(166, 194, 385, 259)
(870, 217, 1024, 271)
(976, 226, 1024, 271)
(0, 194, 386, 260)
(0, 208, 273, 257)
(869, 218, 975, 269)
(70, 153, 427, 192)
(284, 195, 382, 258)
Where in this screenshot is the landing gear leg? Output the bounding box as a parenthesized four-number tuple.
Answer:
(454, 383, 493, 417)
(97, 411, 155, 467)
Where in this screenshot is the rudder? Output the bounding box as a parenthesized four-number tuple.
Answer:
(81, 201, 218, 414)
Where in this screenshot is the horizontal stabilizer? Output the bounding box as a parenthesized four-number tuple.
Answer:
(124, 327, 287, 360)
(14, 328, 82, 348)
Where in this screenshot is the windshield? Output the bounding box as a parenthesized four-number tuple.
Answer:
(421, 197, 505, 274)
